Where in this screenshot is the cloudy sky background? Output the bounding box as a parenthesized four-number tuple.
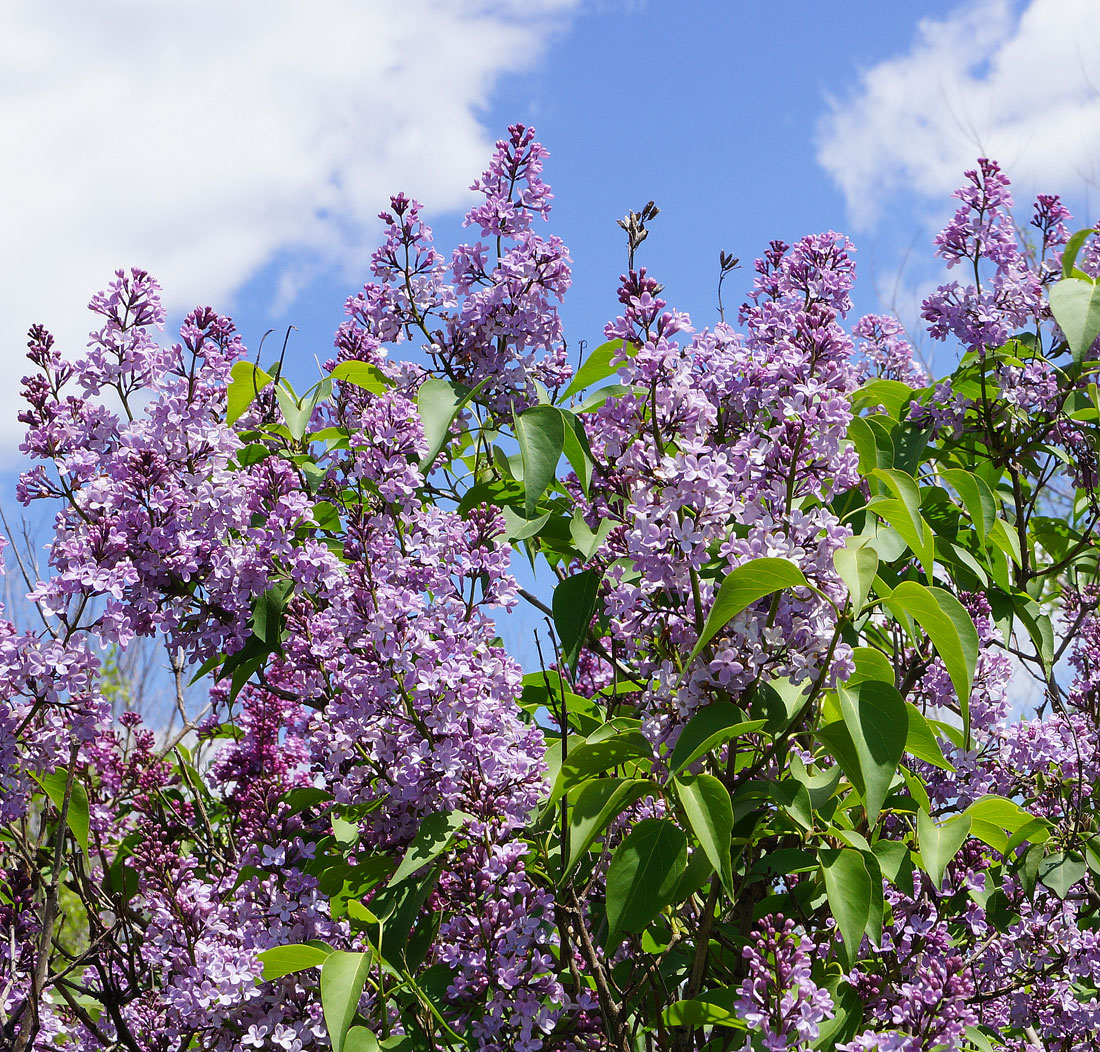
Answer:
(3, 0, 1100, 462)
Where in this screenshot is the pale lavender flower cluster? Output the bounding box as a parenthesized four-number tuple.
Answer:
(852, 314, 928, 387)
(922, 159, 1043, 351)
(581, 234, 860, 740)
(342, 124, 572, 413)
(17, 278, 284, 664)
(0, 594, 104, 826)
(735, 914, 834, 1050)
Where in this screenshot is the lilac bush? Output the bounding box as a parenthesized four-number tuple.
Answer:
(4, 128, 1100, 1052)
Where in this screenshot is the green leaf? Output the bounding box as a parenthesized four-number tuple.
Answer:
(389, 810, 472, 886)
(661, 990, 744, 1028)
(569, 512, 615, 559)
(227, 360, 274, 425)
(1050, 276, 1100, 364)
(964, 795, 1043, 854)
(871, 840, 912, 887)
(548, 731, 652, 806)
(848, 646, 895, 685)
(883, 582, 978, 743)
(671, 847, 716, 903)
(814, 720, 865, 798)
(330, 361, 391, 394)
(34, 769, 90, 853)
(904, 703, 955, 772)
(868, 497, 934, 580)
(1039, 851, 1086, 898)
(321, 951, 373, 1052)
(686, 558, 809, 669)
(515, 404, 566, 517)
(249, 579, 293, 650)
(665, 702, 766, 777)
(939, 468, 995, 548)
(552, 570, 601, 675)
(1014, 597, 1055, 677)
(563, 777, 655, 878)
(274, 385, 304, 439)
(258, 941, 334, 981)
(963, 1025, 998, 1052)
(1062, 227, 1099, 278)
(847, 415, 891, 472)
(673, 773, 734, 895)
(275, 378, 331, 441)
(820, 848, 872, 967)
(851, 378, 918, 419)
(838, 680, 908, 824)
(870, 468, 922, 525)
(559, 409, 594, 496)
(862, 849, 885, 948)
(563, 339, 626, 398)
(281, 786, 333, 816)
(416, 376, 487, 473)
(605, 818, 687, 936)
(344, 1028, 381, 1052)
(577, 383, 632, 413)
(833, 538, 878, 615)
(917, 810, 971, 889)
(331, 815, 360, 849)
(989, 517, 1022, 568)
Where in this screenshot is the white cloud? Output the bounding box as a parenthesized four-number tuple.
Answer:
(817, 0, 1100, 229)
(0, 0, 579, 454)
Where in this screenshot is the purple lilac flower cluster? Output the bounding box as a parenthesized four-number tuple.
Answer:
(7, 127, 1100, 1052)
(343, 123, 572, 414)
(578, 234, 860, 743)
(735, 914, 835, 1050)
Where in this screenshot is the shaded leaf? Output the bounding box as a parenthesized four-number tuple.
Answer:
(666, 701, 765, 776)
(904, 703, 955, 772)
(820, 849, 872, 967)
(673, 774, 734, 894)
(389, 811, 472, 886)
(552, 570, 601, 675)
(605, 818, 687, 935)
(838, 680, 907, 825)
(564, 777, 655, 878)
(34, 769, 90, 853)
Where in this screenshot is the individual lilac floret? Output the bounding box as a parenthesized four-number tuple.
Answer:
(735, 915, 834, 1050)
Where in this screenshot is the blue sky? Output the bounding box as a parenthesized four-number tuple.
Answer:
(230, 0, 972, 381)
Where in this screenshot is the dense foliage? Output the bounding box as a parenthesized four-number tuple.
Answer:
(5, 127, 1100, 1052)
